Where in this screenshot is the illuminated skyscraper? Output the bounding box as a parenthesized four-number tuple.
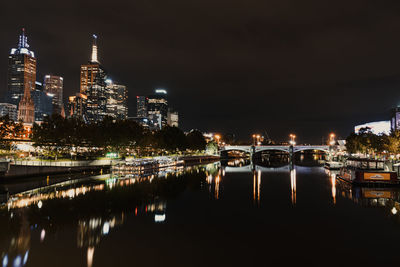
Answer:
(167, 109, 179, 127)
(148, 89, 168, 128)
(7, 29, 36, 107)
(105, 79, 128, 120)
(80, 35, 107, 122)
(136, 96, 148, 118)
(68, 93, 87, 119)
(0, 103, 18, 121)
(44, 75, 64, 115)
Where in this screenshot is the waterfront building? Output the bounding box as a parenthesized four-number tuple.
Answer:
(391, 107, 400, 132)
(0, 103, 18, 121)
(67, 93, 87, 120)
(80, 35, 107, 123)
(167, 109, 179, 127)
(354, 120, 391, 135)
(31, 89, 53, 121)
(44, 75, 64, 115)
(105, 79, 128, 120)
(7, 29, 36, 106)
(148, 89, 168, 128)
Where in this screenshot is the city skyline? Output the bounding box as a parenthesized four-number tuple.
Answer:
(2, 1, 400, 142)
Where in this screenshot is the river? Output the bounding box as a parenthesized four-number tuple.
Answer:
(1, 159, 400, 267)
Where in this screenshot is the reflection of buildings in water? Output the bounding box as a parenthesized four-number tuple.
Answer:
(1, 214, 30, 267)
(205, 167, 223, 200)
(77, 200, 167, 267)
(1, 169, 174, 267)
(290, 169, 296, 205)
(336, 180, 400, 221)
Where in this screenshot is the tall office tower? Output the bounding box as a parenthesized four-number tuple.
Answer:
(80, 34, 107, 123)
(167, 109, 179, 127)
(44, 75, 64, 115)
(147, 89, 168, 129)
(67, 93, 87, 119)
(7, 29, 36, 106)
(105, 79, 128, 120)
(31, 89, 53, 121)
(136, 96, 148, 118)
(0, 103, 18, 121)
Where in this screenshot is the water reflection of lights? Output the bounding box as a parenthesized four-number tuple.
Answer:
(392, 207, 397, 215)
(154, 214, 166, 222)
(40, 229, 45, 242)
(87, 247, 94, 267)
(336, 180, 400, 222)
(290, 169, 296, 205)
(252, 170, 261, 206)
(215, 174, 221, 199)
(0, 165, 206, 267)
(2, 255, 7, 267)
(331, 173, 336, 205)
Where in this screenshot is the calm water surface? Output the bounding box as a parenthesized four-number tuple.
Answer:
(1, 159, 400, 267)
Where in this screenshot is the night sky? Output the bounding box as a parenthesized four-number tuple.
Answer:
(1, 0, 400, 143)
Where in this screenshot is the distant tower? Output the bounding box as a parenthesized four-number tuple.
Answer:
(79, 34, 107, 122)
(91, 34, 99, 63)
(7, 28, 36, 106)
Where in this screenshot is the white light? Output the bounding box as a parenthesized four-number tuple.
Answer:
(105, 79, 112, 85)
(37, 201, 43, 209)
(354, 121, 391, 135)
(40, 229, 46, 242)
(102, 222, 110, 235)
(392, 207, 397, 215)
(155, 89, 167, 94)
(23, 251, 29, 265)
(3, 255, 8, 267)
(13, 255, 21, 267)
(154, 214, 166, 222)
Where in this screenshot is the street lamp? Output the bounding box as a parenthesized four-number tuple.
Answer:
(329, 133, 336, 146)
(214, 134, 221, 146)
(289, 134, 296, 146)
(252, 134, 261, 146)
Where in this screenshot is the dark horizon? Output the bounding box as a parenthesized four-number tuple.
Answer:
(1, 0, 400, 143)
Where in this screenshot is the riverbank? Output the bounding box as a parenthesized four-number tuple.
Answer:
(1, 154, 220, 179)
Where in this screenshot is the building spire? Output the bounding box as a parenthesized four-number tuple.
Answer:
(91, 34, 99, 63)
(18, 28, 29, 49)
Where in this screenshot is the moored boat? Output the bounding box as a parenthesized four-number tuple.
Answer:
(324, 161, 344, 170)
(337, 158, 399, 186)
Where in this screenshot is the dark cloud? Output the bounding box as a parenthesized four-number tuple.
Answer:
(1, 0, 400, 143)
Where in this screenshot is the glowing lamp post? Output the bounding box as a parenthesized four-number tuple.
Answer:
(214, 134, 221, 146)
(252, 134, 261, 146)
(329, 133, 336, 146)
(289, 134, 296, 146)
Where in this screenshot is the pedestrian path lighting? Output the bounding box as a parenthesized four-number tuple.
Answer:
(289, 134, 296, 146)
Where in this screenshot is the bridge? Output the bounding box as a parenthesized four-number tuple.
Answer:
(220, 145, 332, 159)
